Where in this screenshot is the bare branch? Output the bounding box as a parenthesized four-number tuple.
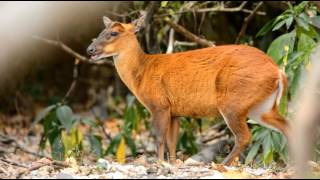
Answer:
(164, 18, 215, 47)
(191, 1, 248, 13)
(235, 2, 264, 44)
(174, 41, 197, 47)
(62, 58, 80, 103)
(32, 35, 114, 67)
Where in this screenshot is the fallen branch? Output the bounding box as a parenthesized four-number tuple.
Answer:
(16, 158, 68, 178)
(164, 18, 215, 47)
(0, 133, 48, 158)
(235, 2, 264, 44)
(0, 158, 28, 168)
(0, 166, 9, 176)
(32, 35, 114, 67)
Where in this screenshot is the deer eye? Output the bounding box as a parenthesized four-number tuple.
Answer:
(110, 32, 119, 36)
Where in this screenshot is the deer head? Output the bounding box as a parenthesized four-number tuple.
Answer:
(87, 13, 146, 61)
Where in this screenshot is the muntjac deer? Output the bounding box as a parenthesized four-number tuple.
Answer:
(87, 14, 290, 165)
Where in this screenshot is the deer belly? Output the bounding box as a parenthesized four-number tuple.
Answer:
(170, 91, 218, 118)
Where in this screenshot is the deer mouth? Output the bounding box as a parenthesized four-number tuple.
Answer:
(90, 52, 117, 62)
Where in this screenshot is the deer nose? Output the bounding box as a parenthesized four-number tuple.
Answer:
(87, 46, 96, 56)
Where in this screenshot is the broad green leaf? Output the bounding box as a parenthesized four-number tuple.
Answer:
(51, 135, 65, 161)
(245, 142, 261, 164)
(287, 52, 304, 66)
(89, 134, 103, 157)
(31, 105, 56, 130)
(267, 31, 296, 64)
(56, 105, 74, 132)
(296, 16, 310, 31)
(297, 33, 317, 53)
(310, 16, 320, 29)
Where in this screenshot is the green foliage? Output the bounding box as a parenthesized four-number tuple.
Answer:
(34, 103, 100, 161)
(106, 95, 149, 158)
(246, 1, 319, 166)
(177, 117, 199, 155)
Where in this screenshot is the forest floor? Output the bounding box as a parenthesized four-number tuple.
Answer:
(0, 114, 319, 179)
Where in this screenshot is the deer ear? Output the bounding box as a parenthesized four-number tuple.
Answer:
(131, 11, 147, 33)
(103, 16, 113, 27)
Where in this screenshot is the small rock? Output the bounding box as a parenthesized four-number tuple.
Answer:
(56, 173, 74, 179)
(201, 170, 225, 179)
(147, 167, 158, 174)
(184, 158, 203, 166)
(110, 171, 125, 179)
(96, 158, 110, 170)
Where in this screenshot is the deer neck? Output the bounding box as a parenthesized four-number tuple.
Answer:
(113, 37, 146, 94)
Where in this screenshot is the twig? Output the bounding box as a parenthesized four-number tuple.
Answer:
(190, 1, 248, 13)
(16, 159, 68, 178)
(0, 166, 9, 176)
(0, 158, 28, 168)
(164, 18, 215, 47)
(174, 41, 197, 47)
(0, 133, 48, 158)
(62, 58, 80, 103)
(235, 2, 264, 44)
(90, 109, 112, 141)
(32, 35, 114, 67)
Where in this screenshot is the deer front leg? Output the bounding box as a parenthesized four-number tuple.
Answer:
(166, 117, 180, 164)
(151, 108, 171, 162)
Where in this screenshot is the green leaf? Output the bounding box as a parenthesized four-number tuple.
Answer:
(89, 134, 103, 157)
(310, 16, 320, 29)
(267, 31, 296, 64)
(289, 65, 302, 97)
(272, 20, 286, 31)
(262, 133, 273, 164)
(245, 142, 261, 164)
(126, 95, 136, 108)
(51, 135, 65, 161)
(256, 19, 276, 37)
(31, 105, 57, 130)
(124, 135, 137, 157)
(106, 134, 122, 155)
(287, 52, 304, 66)
(285, 16, 294, 30)
(81, 118, 98, 128)
(56, 105, 74, 132)
(297, 33, 317, 53)
(296, 16, 310, 31)
(293, 1, 308, 13)
(161, 1, 168, 7)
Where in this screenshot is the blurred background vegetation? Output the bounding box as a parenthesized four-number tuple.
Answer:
(1, 1, 320, 167)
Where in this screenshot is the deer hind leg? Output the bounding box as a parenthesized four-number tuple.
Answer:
(219, 108, 251, 166)
(166, 117, 180, 164)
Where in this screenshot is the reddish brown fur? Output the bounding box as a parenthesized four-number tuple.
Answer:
(88, 19, 289, 165)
